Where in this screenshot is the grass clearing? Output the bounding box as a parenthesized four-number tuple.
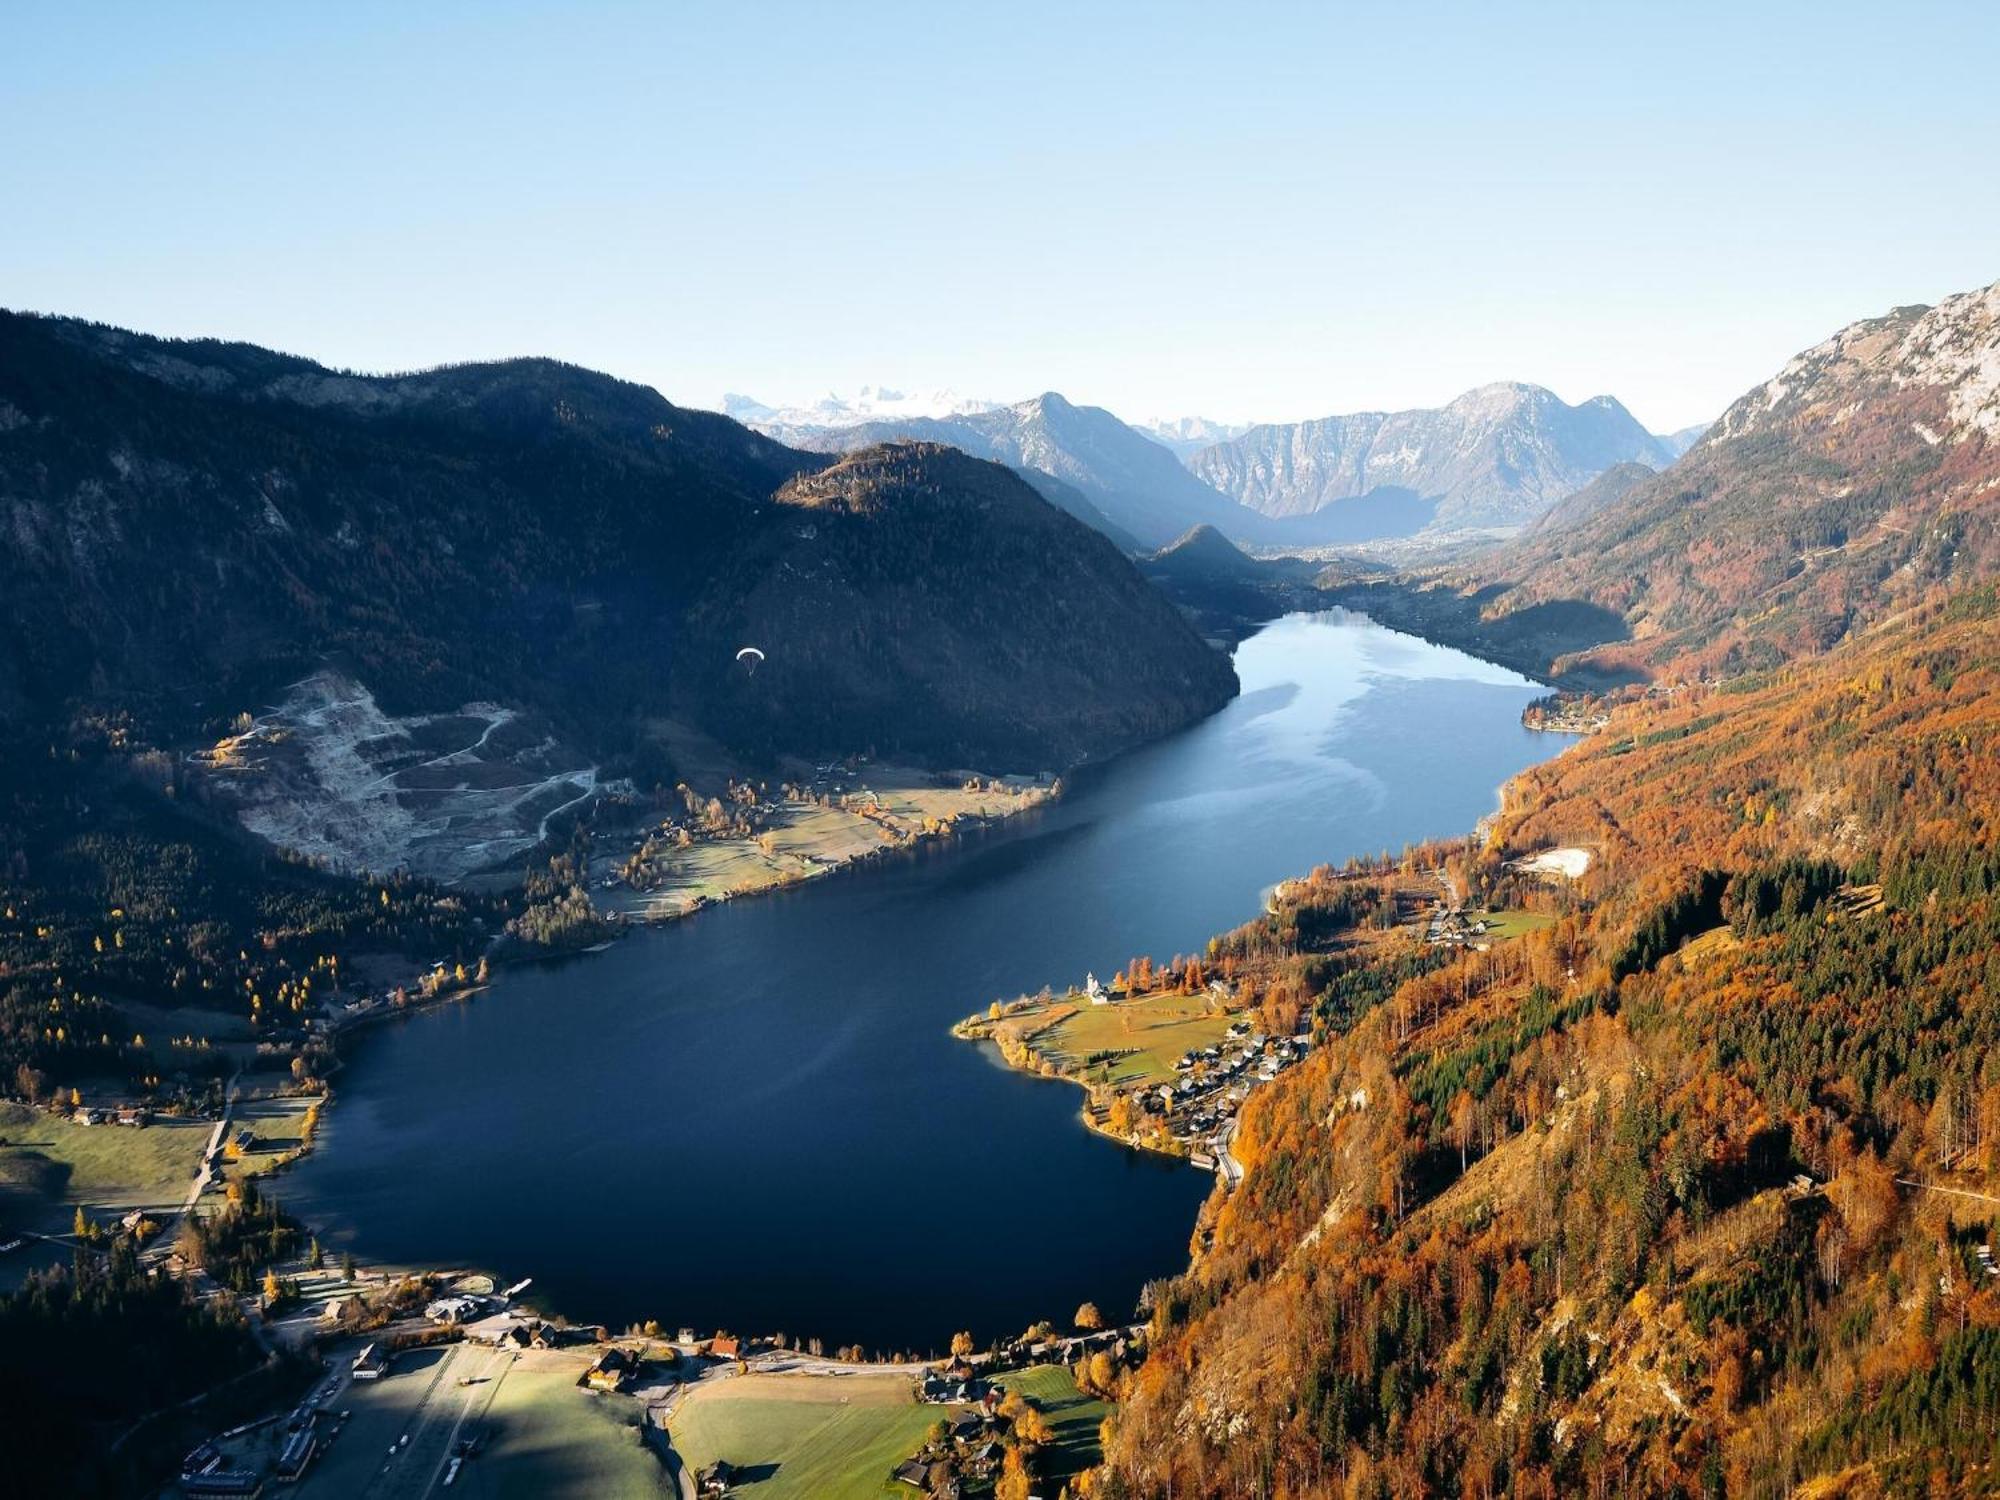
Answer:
(670, 1370, 939, 1499)
(606, 770, 1052, 921)
(0, 1100, 208, 1228)
(1676, 925, 1743, 966)
(1479, 908, 1559, 941)
(670, 1365, 1110, 1498)
(1004, 1364, 1111, 1480)
(1039, 991, 1237, 1089)
(474, 1353, 671, 1499)
(222, 1094, 319, 1183)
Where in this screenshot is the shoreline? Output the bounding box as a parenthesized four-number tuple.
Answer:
(215, 768, 1072, 1290)
(208, 609, 1573, 1352)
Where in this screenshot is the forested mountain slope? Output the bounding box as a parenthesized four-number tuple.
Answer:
(1360, 283, 2000, 686)
(1109, 593, 2000, 1498)
(0, 313, 1234, 771)
(1101, 283, 2000, 1499)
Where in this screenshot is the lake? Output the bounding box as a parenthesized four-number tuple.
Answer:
(286, 611, 1570, 1352)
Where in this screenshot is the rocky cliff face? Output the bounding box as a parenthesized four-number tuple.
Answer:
(1188, 382, 1675, 532)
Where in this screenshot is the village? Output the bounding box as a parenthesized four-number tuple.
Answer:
(159, 1261, 1131, 1500)
(958, 850, 1578, 1176)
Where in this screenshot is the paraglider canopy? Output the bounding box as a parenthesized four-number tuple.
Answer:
(735, 646, 765, 677)
(735, 646, 765, 664)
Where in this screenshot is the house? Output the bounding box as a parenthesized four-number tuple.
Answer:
(275, 1426, 318, 1481)
(697, 1460, 736, 1495)
(584, 1347, 637, 1392)
(232, 1128, 256, 1152)
(1085, 972, 1107, 1004)
(709, 1334, 742, 1358)
(892, 1458, 931, 1489)
(351, 1343, 387, 1380)
(425, 1294, 485, 1324)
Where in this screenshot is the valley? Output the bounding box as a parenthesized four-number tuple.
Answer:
(2, 264, 1997, 1500)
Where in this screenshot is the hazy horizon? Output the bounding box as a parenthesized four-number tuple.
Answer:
(7, 1, 1999, 431)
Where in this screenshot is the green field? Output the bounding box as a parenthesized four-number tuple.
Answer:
(1037, 992, 1237, 1089)
(670, 1372, 937, 1499)
(0, 1100, 209, 1228)
(223, 1094, 317, 1182)
(670, 1364, 1108, 1498)
(1005, 1364, 1112, 1480)
(476, 1360, 672, 1499)
(1478, 908, 1559, 940)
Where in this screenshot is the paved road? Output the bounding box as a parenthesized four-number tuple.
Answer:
(360, 1342, 514, 1500)
(1216, 1117, 1244, 1189)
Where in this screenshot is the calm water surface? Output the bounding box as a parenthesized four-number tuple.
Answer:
(287, 612, 1567, 1350)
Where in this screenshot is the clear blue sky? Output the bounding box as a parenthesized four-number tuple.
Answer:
(5, 1, 1997, 431)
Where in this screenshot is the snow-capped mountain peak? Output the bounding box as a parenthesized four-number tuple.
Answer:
(723, 385, 997, 431)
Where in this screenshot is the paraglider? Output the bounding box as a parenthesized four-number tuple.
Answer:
(735, 646, 765, 677)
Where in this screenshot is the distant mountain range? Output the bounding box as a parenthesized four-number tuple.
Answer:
(721, 386, 996, 434)
(767, 392, 1277, 550)
(1186, 383, 1686, 532)
(741, 382, 1705, 551)
(0, 316, 1237, 775)
(1136, 415, 1254, 459)
(1334, 278, 2000, 684)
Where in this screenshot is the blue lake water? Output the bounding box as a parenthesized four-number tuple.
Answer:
(285, 612, 1567, 1352)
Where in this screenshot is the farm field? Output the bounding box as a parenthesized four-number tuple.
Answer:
(1025, 991, 1238, 1090)
(606, 770, 1053, 921)
(224, 1094, 320, 1183)
(670, 1363, 1110, 1498)
(474, 1354, 670, 1499)
(669, 1369, 938, 1499)
(0, 1100, 208, 1228)
(1476, 908, 1559, 941)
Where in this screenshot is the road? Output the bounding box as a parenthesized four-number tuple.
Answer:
(1216, 1116, 1244, 1189)
(147, 1067, 242, 1270)
(354, 1342, 514, 1500)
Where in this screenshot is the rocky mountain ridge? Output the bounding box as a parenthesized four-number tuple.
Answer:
(1188, 381, 1677, 532)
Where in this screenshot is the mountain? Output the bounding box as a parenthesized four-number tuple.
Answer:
(1105, 282, 2000, 1498)
(1143, 523, 1274, 585)
(1655, 419, 1710, 459)
(774, 392, 1276, 550)
(1138, 415, 1254, 459)
(1189, 383, 1676, 532)
(0, 313, 1236, 775)
(722, 384, 995, 433)
(1479, 280, 2000, 678)
(1526, 459, 1659, 536)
